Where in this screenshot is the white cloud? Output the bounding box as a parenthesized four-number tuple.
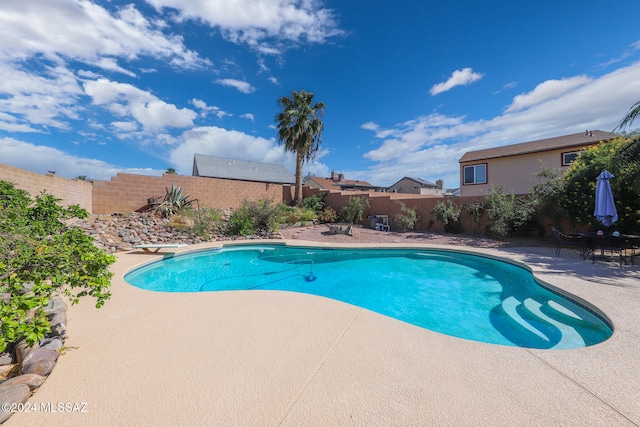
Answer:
(0, 137, 162, 180)
(191, 99, 230, 119)
(84, 78, 197, 132)
(216, 78, 256, 94)
(430, 68, 484, 95)
(241, 113, 254, 121)
(505, 76, 592, 113)
(0, 0, 205, 71)
(359, 61, 640, 187)
(144, 0, 344, 52)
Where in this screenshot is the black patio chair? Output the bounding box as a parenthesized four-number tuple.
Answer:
(551, 228, 586, 257)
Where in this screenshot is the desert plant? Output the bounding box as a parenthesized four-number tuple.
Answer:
(0, 181, 115, 351)
(395, 202, 419, 231)
(339, 196, 370, 224)
(153, 184, 193, 217)
(431, 200, 462, 233)
(318, 207, 337, 223)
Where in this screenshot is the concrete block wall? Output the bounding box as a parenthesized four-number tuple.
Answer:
(92, 172, 294, 214)
(0, 163, 93, 212)
(303, 187, 487, 233)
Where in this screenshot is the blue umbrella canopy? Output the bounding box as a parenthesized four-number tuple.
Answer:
(594, 170, 618, 227)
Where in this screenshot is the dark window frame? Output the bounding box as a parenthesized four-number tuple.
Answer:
(463, 163, 487, 185)
(561, 150, 582, 166)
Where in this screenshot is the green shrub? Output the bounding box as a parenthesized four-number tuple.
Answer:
(299, 193, 325, 213)
(466, 200, 485, 228)
(185, 207, 225, 237)
(484, 186, 537, 238)
(395, 202, 419, 231)
(0, 181, 115, 351)
(226, 199, 280, 236)
(431, 200, 462, 233)
(339, 196, 370, 224)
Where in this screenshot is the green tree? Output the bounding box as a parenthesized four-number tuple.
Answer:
(165, 168, 177, 175)
(562, 137, 640, 232)
(0, 181, 115, 351)
(275, 90, 326, 203)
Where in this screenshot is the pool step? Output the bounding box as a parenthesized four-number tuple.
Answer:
(522, 299, 585, 349)
(500, 297, 585, 349)
(500, 296, 550, 344)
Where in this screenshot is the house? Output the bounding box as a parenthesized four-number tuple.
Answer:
(305, 171, 381, 191)
(458, 130, 617, 197)
(192, 154, 295, 184)
(387, 177, 444, 196)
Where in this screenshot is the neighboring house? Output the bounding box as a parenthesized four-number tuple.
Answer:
(192, 153, 295, 184)
(387, 177, 444, 196)
(305, 171, 381, 191)
(444, 188, 460, 197)
(458, 130, 617, 197)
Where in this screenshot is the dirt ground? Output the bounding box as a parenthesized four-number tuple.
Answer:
(277, 223, 553, 249)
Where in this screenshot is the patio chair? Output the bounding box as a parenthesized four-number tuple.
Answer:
(551, 228, 586, 257)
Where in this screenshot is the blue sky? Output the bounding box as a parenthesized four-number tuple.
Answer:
(2, 1, 640, 189)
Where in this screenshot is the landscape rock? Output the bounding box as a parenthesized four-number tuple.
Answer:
(14, 340, 38, 365)
(0, 384, 31, 424)
(43, 298, 68, 314)
(39, 337, 63, 351)
(2, 373, 45, 390)
(21, 348, 58, 376)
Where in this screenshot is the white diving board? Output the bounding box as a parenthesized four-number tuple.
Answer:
(133, 244, 188, 253)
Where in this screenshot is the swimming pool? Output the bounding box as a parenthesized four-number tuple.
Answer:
(125, 244, 612, 349)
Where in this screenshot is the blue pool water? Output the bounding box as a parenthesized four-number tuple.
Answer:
(124, 245, 612, 349)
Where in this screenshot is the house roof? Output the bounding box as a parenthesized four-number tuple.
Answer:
(192, 154, 295, 184)
(389, 177, 439, 188)
(306, 175, 374, 190)
(459, 130, 617, 163)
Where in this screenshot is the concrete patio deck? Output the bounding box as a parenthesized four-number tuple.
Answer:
(8, 241, 640, 426)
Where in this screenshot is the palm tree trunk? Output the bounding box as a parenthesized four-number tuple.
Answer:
(294, 150, 304, 203)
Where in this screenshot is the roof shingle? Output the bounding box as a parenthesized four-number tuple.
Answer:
(192, 154, 295, 184)
(459, 130, 617, 163)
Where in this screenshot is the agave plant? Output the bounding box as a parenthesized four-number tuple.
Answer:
(153, 184, 193, 217)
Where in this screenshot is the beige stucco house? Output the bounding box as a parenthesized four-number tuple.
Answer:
(458, 130, 616, 197)
(387, 177, 444, 195)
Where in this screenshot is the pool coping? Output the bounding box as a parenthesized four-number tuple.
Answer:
(10, 240, 640, 426)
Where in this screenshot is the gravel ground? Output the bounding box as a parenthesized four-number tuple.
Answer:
(277, 223, 553, 249)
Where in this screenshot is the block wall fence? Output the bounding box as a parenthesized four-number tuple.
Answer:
(0, 163, 92, 212)
(303, 187, 488, 233)
(2, 163, 495, 234)
(92, 173, 294, 214)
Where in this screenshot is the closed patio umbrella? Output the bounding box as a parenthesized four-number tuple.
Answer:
(594, 170, 618, 227)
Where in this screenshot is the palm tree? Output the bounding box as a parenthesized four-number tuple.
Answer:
(275, 90, 326, 203)
(616, 100, 640, 131)
(615, 100, 640, 192)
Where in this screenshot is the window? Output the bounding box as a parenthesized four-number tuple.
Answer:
(562, 151, 581, 166)
(463, 164, 487, 185)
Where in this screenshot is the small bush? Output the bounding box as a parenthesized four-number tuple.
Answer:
(299, 193, 325, 213)
(318, 207, 337, 223)
(431, 200, 462, 233)
(184, 207, 225, 237)
(395, 202, 419, 231)
(339, 196, 370, 224)
(484, 186, 537, 238)
(226, 199, 280, 236)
